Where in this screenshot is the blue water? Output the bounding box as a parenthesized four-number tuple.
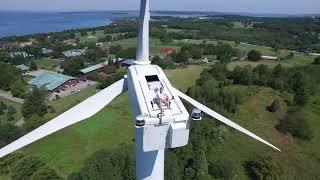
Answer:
(0, 11, 203, 38)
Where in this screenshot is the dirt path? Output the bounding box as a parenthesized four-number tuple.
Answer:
(0, 90, 24, 104)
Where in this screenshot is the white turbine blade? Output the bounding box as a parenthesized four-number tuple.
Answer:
(0, 78, 128, 158)
(174, 88, 281, 152)
(135, 0, 151, 64)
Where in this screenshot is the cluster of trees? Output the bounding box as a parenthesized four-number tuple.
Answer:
(229, 64, 312, 107)
(98, 69, 128, 89)
(152, 56, 175, 69)
(200, 63, 317, 141)
(172, 42, 244, 63)
(68, 145, 135, 180)
(0, 153, 62, 180)
(161, 16, 320, 52)
(0, 63, 26, 98)
(21, 87, 49, 132)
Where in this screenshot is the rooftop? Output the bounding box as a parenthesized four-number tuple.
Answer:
(62, 49, 86, 58)
(28, 71, 75, 91)
(16, 64, 29, 71)
(42, 48, 53, 54)
(9, 52, 33, 58)
(79, 61, 109, 74)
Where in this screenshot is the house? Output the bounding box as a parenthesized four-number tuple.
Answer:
(78, 61, 116, 80)
(261, 55, 278, 61)
(160, 48, 176, 55)
(16, 64, 29, 72)
(42, 48, 54, 55)
(63, 39, 77, 47)
(0, 41, 18, 50)
(19, 42, 33, 48)
(61, 49, 86, 59)
(9, 52, 34, 59)
(28, 71, 79, 92)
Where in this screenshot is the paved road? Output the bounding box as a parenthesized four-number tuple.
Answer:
(0, 90, 24, 104)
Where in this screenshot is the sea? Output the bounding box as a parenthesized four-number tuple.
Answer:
(0, 11, 205, 38)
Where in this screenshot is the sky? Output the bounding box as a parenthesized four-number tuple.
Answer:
(0, 0, 319, 14)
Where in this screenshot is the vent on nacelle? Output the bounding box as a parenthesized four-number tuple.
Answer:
(145, 75, 160, 82)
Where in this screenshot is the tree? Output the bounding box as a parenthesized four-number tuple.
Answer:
(215, 43, 234, 63)
(276, 109, 313, 140)
(185, 150, 208, 179)
(0, 123, 22, 148)
(0, 63, 20, 91)
(268, 99, 280, 112)
(10, 78, 26, 98)
(22, 87, 48, 119)
(25, 114, 43, 132)
(313, 57, 320, 65)
(212, 126, 229, 143)
(245, 156, 282, 180)
(109, 45, 122, 54)
(63, 57, 85, 76)
(30, 60, 38, 70)
(7, 106, 17, 115)
(248, 50, 262, 61)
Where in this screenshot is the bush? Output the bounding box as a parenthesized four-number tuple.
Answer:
(7, 106, 17, 115)
(30, 166, 63, 180)
(276, 109, 313, 140)
(248, 50, 262, 62)
(245, 156, 282, 180)
(11, 156, 45, 180)
(6, 113, 14, 121)
(294, 91, 309, 106)
(0, 101, 7, 110)
(25, 114, 43, 132)
(0, 153, 25, 175)
(313, 57, 320, 65)
(267, 99, 280, 112)
(209, 160, 235, 179)
(0, 123, 22, 148)
(0, 106, 4, 115)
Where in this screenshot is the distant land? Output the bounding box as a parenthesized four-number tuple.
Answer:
(0, 10, 319, 38)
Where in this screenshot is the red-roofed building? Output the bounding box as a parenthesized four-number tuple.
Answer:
(160, 48, 176, 55)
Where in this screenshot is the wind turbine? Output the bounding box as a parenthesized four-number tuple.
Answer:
(0, 0, 280, 179)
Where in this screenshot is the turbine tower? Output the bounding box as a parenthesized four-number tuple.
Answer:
(0, 0, 280, 179)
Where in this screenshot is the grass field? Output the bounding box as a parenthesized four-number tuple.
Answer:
(111, 37, 181, 55)
(208, 86, 320, 178)
(34, 58, 60, 71)
(0, 98, 23, 124)
(19, 65, 208, 177)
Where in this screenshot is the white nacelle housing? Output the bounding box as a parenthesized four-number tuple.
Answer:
(128, 64, 190, 152)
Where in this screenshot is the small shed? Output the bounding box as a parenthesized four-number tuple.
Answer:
(16, 64, 29, 72)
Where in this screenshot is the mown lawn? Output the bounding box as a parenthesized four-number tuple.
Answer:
(34, 58, 60, 71)
(21, 65, 207, 177)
